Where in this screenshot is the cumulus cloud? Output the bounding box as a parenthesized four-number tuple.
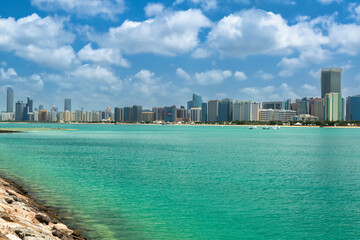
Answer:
(317, 0, 342, 4)
(98, 9, 211, 56)
(176, 68, 191, 80)
(302, 84, 317, 94)
(31, 0, 125, 20)
(174, 0, 217, 11)
(144, 3, 165, 17)
(177, 68, 232, 85)
(349, 3, 360, 21)
(240, 83, 299, 101)
(255, 70, 274, 81)
(0, 68, 17, 80)
(71, 64, 121, 85)
(78, 43, 130, 67)
(191, 48, 212, 58)
(234, 71, 247, 81)
(0, 14, 76, 69)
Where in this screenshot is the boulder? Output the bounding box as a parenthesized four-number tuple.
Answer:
(35, 213, 51, 225)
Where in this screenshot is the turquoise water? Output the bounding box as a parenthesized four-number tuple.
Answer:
(0, 123, 360, 239)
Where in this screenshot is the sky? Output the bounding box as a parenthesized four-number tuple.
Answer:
(0, 0, 360, 111)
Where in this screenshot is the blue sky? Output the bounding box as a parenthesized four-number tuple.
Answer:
(0, 0, 360, 110)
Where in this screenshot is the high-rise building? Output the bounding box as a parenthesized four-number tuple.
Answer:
(176, 106, 188, 122)
(39, 105, 44, 111)
(123, 107, 133, 122)
(262, 101, 284, 110)
(27, 96, 33, 112)
(132, 105, 143, 122)
(163, 106, 177, 122)
(114, 107, 123, 123)
(187, 94, 202, 110)
(15, 101, 25, 121)
(310, 98, 324, 121)
(233, 101, 260, 121)
(142, 111, 154, 122)
(201, 103, 208, 122)
(324, 92, 342, 121)
(6, 87, 14, 113)
(297, 98, 309, 115)
(346, 95, 360, 121)
(39, 109, 47, 122)
(321, 68, 342, 98)
(208, 100, 219, 123)
(152, 107, 163, 121)
(190, 107, 201, 122)
(64, 99, 71, 113)
(218, 99, 233, 122)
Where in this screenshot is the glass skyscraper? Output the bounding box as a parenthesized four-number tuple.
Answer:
(187, 94, 202, 110)
(321, 68, 342, 98)
(6, 87, 14, 112)
(218, 99, 233, 122)
(201, 102, 208, 122)
(346, 95, 360, 121)
(64, 99, 71, 112)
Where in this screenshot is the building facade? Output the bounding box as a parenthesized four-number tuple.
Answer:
(324, 92, 342, 121)
(208, 100, 219, 123)
(7, 87, 14, 113)
(321, 68, 342, 98)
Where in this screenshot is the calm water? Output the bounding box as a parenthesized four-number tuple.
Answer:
(0, 123, 359, 239)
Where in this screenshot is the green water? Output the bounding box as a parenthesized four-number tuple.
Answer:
(0, 123, 359, 239)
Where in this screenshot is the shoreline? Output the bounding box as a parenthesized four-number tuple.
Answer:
(0, 175, 86, 240)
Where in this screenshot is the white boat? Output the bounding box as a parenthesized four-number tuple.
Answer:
(249, 126, 257, 129)
(263, 126, 271, 130)
(272, 126, 280, 130)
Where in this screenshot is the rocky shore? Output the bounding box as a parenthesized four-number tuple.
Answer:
(0, 177, 86, 240)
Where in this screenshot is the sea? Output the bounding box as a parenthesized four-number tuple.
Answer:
(0, 123, 359, 240)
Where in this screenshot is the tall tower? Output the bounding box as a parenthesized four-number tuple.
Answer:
(321, 68, 342, 98)
(6, 87, 14, 112)
(64, 99, 71, 112)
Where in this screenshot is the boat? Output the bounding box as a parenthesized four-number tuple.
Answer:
(249, 126, 257, 129)
(272, 126, 280, 130)
(263, 126, 271, 130)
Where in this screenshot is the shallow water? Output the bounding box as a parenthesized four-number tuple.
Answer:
(0, 123, 359, 239)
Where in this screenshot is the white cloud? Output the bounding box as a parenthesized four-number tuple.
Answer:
(191, 48, 212, 58)
(174, 0, 217, 11)
(176, 67, 191, 80)
(194, 69, 232, 85)
(31, 0, 125, 20)
(0, 68, 17, 80)
(349, 3, 360, 21)
(99, 9, 211, 56)
(234, 71, 247, 81)
(131, 69, 170, 97)
(240, 83, 299, 101)
(255, 70, 274, 81)
(309, 69, 321, 79)
(302, 84, 317, 95)
(0, 14, 76, 69)
(317, 0, 342, 4)
(144, 3, 165, 17)
(78, 43, 130, 67)
(71, 64, 121, 85)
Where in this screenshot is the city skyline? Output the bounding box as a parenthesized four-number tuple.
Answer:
(1, 1, 360, 110)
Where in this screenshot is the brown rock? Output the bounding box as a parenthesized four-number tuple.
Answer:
(4, 198, 13, 204)
(35, 213, 51, 225)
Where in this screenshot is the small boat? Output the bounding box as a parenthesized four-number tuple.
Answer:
(263, 126, 271, 130)
(272, 126, 280, 130)
(249, 126, 257, 129)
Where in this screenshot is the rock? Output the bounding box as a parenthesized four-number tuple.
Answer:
(53, 223, 73, 235)
(1, 212, 14, 222)
(5, 197, 14, 204)
(52, 229, 72, 240)
(15, 229, 25, 239)
(35, 213, 51, 225)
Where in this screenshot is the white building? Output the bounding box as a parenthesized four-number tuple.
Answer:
(190, 107, 202, 122)
(233, 101, 260, 121)
(260, 109, 297, 122)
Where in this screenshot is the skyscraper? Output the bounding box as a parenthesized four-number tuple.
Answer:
(324, 92, 342, 121)
(132, 105, 143, 122)
(201, 102, 208, 122)
(123, 107, 133, 122)
(218, 99, 233, 122)
(27, 96, 33, 112)
(321, 68, 342, 98)
(187, 94, 202, 110)
(64, 99, 71, 112)
(6, 87, 14, 112)
(346, 95, 360, 121)
(114, 107, 123, 123)
(15, 101, 25, 122)
(208, 100, 219, 123)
